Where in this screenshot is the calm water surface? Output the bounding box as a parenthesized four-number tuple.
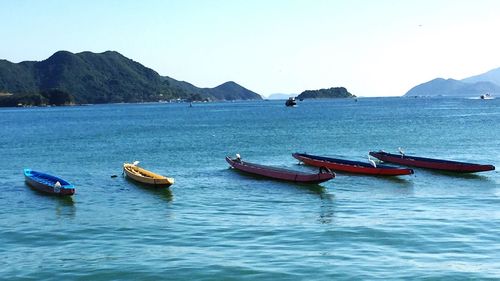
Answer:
(0, 98, 499, 280)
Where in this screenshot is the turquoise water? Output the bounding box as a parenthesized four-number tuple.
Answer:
(1, 98, 499, 280)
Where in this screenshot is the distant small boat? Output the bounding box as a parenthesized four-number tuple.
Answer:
(292, 153, 414, 176)
(123, 162, 175, 187)
(369, 151, 495, 173)
(24, 169, 75, 195)
(480, 93, 494, 99)
(226, 155, 334, 184)
(285, 97, 297, 107)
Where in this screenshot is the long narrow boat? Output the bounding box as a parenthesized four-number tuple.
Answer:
(292, 153, 414, 176)
(369, 151, 496, 173)
(226, 156, 335, 184)
(123, 163, 175, 187)
(24, 169, 75, 196)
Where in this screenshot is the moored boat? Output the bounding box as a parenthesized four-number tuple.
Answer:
(369, 150, 496, 173)
(285, 97, 297, 107)
(480, 93, 494, 99)
(226, 155, 334, 184)
(292, 152, 414, 176)
(24, 169, 75, 195)
(123, 162, 175, 187)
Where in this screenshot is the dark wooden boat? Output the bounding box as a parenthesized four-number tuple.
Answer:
(285, 97, 297, 107)
(24, 169, 75, 195)
(292, 153, 414, 176)
(226, 156, 334, 184)
(369, 151, 496, 173)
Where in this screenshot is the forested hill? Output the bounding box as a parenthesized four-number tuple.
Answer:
(297, 87, 355, 99)
(0, 51, 261, 106)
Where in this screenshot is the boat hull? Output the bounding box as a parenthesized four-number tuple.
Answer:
(285, 97, 297, 107)
(292, 153, 414, 176)
(226, 156, 334, 184)
(24, 169, 75, 196)
(369, 151, 495, 173)
(123, 163, 174, 187)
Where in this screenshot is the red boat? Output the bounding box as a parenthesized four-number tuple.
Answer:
(226, 156, 334, 184)
(292, 153, 414, 176)
(369, 151, 496, 173)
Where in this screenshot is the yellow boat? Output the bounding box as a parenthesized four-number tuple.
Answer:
(123, 162, 174, 187)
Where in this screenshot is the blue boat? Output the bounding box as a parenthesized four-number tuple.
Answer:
(24, 169, 75, 196)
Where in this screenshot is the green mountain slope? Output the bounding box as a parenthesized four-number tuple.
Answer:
(0, 60, 37, 93)
(0, 51, 261, 105)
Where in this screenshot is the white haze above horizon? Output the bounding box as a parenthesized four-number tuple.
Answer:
(1, 0, 500, 97)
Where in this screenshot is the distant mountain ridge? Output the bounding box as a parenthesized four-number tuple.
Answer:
(405, 67, 500, 97)
(462, 67, 500, 85)
(0, 51, 261, 105)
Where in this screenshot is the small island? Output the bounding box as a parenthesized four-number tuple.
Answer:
(297, 87, 355, 99)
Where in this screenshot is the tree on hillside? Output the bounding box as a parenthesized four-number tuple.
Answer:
(41, 89, 75, 105)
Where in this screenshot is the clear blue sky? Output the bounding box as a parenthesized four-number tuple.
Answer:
(2, 0, 500, 97)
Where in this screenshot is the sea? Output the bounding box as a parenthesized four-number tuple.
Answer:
(0, 97, 499, 280)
